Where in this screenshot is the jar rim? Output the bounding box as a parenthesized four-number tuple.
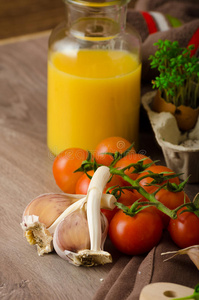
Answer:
(64, 0, 130, 7)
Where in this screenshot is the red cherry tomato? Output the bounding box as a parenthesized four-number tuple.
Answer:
(75, 170, 124, 194)
(154, 190, 190, 228)
(109, 207, 163, 255)
(105, 174, 126, 193)
(75, 170, 94, 194)
(101, 208, 118, 224)
(53, 148, 88, 194)
(134, 165, 180, 199)
(115, 153, 154, 181)
(102, 190, 140, 223)
(94, 136, 135, 166)
(168, 207, 199, 248)
(118, 189, 139, 206)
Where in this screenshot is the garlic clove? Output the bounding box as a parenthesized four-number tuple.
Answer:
(53, 209, 111, 266)
(21, 193, 83, 255)
(53, 208, 90, 263)
(22, 193, 82, 228)
(54, 209, 90, 254)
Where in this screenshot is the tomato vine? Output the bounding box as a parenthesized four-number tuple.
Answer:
(75, 144, 199, 220)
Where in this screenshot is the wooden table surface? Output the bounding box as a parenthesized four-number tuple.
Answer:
(0, 33, 198, 300)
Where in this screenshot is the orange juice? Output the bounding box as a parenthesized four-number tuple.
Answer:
(47, 49, 141, 155)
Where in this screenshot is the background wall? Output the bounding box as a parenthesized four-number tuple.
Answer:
(0, 0, 136, 40)
(0, 0, 65, 39)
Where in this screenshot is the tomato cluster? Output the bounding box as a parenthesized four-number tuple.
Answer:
(52, 136, 199, 256)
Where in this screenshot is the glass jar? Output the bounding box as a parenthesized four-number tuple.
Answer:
(47, 0, 141, 155)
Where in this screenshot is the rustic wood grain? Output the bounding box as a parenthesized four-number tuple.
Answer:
(0, 33, 198, 300)
(0, 0, 65, 39)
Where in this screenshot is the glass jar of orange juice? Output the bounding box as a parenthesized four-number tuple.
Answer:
(48, 0, 141, 155)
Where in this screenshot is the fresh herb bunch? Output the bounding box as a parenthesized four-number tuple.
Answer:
(149, 39, 199, 109)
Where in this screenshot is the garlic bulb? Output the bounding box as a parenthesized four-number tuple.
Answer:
(53, 166, 113, 266)
(21, 174, 116, 259)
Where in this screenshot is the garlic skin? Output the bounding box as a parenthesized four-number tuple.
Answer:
(53, 166, 114, 267)
(162, 245, 199, 270)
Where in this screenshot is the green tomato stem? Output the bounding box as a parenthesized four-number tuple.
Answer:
(110, 168, 177, 219)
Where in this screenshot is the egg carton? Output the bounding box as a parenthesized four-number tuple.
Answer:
(142, 91, 199, 183)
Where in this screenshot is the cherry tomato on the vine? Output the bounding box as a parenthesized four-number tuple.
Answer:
(109, 207, 163, 255)
(168, 207, 199, 248)
(53, 148, 88, 194)
(101, 208, 118, 224)
(75, 170, 124, 195)
(94, 136, 135, 166)
(102, 190, 140, 223)
(134, 165, 180, 199)
(153, 190, 190, 228)
(118, 189, 139, 206)
(115, 153, 154, 181)
(75, 170, 94, 194)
